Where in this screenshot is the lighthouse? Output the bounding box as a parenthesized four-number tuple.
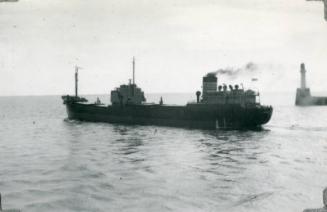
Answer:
(300, 63, 306, 90)
(295, 63, 312, 105)
(295, 63, 327, 106)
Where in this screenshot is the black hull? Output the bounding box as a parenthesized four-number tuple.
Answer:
(64, 103, 272, 130)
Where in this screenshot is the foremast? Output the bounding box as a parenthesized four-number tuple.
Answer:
(62, 66, 87, 104)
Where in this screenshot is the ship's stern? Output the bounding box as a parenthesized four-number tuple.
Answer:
(243, 105, 273, 128)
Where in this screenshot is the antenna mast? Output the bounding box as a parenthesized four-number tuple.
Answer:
(75, 66, 78, 97)
(132, 57, 135, 85)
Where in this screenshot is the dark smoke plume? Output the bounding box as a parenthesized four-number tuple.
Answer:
(206, 62, 259, 78)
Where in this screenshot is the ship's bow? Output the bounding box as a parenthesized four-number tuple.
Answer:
(61, 95, 88, 120)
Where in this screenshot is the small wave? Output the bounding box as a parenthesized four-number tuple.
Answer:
(288, 125, 327, 132)
(234, 191, 274, 206)
(63, 118, 82, 124)
(269, 124, 327, 132)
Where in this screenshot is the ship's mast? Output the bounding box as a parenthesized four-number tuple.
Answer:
(132, 57, 135, 85)
(75, 66, 79, 97)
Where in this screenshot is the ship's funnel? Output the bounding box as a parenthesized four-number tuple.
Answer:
(202, 75, 217, 93)
(202, 75, 217, 101)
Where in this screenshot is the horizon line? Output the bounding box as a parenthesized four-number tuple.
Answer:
(0, 90, 314, 97)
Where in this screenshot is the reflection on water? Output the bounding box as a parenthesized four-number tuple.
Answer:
(0, 95, 327, 212)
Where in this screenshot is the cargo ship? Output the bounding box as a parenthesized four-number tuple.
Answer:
(295, 63, 327, 106)
(62, 59, 273, 129)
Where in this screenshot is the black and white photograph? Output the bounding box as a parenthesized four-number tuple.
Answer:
(0, 0, 327, 211)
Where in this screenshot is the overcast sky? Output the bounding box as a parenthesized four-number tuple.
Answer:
(0, 0, 326, 96)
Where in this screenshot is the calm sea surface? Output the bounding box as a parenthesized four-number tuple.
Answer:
(0, 93, 327, 212)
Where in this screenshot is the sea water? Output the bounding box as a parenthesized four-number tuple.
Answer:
(0, 93, 326, 212)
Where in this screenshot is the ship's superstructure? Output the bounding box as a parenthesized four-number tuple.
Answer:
(295, 63, 327, 106)
(201, 74, 257, 105)
(62, 59, 272, 129)
(110, 58, 146, 105)
(110, 83, 146, 105)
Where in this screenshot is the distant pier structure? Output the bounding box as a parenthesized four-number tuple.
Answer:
(295, 63, 327, 106)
